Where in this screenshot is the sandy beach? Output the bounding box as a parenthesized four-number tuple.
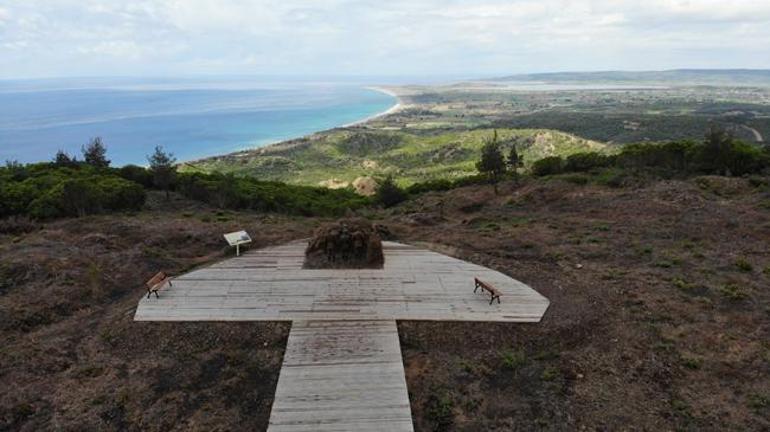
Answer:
(342, 86, 403, 127)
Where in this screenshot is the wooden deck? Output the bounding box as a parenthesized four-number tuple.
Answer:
(268, 320, 413, 432)
(134, 240, 550, 431)
(134, 241, 549, 322)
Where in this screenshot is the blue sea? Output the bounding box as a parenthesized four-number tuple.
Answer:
(0, 78, 396, 165)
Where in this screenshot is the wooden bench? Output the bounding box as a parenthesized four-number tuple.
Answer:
(146, 271, 173, 299)
(474, 278, 502, 305)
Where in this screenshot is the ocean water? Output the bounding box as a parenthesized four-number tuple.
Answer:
(0, 79, 396, 165)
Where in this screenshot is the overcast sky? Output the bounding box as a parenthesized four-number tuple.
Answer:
(1, 0, 770, 80)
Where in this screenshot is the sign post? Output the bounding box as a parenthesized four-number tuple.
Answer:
(224, 231, 252, 256)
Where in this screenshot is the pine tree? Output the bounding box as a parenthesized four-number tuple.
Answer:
(476, 130, 506, 194)
(507, 143, 524, 181)
(81, 137, 110, 168)
(701, 126, 733, 176)
(147, 146, 177, 200)
(375, 175, 407, 208)
(53, 150, 77, 167)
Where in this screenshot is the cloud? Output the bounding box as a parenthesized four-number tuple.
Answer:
(1, 0, 769, 78)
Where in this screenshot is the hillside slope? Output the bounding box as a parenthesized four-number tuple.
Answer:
(1, 177, 768, 431)
(184, 128, 607, 186)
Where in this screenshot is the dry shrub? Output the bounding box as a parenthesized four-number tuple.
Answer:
(304, 218, 384, 269)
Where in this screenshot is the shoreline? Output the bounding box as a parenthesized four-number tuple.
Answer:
(184, 85, 403, 165)
(341, 86, 403, 127)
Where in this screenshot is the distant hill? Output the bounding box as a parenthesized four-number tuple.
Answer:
(183, 128, 608, 186)
(487, 69, 770, 86)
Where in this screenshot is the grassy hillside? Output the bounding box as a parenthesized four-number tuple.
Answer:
(183, 128, 608, 186)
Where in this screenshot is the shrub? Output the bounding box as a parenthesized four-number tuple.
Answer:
(500, 349, 527, 370)
(719, 284, 750, 301)
(618, 141, 697, 172)
(531, 156, 564, 176)
(451, 174, 488, 188)
(375, 176, 407, 208)
(559, 173, 590, 185)
(0, 216, 39, 235)
(28, 176, 145, 218)
(406, 178, 453, 195)
(117, 165, 153, 188)
(426, 392, 454, 430)
(564, 152, 614, 172)
(97, 176, 146, 211)
(734, 258, 753, 272)
(176, 172, 368, 216)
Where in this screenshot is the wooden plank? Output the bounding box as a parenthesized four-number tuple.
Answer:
(268, 320, 413, 432)
(134, 241, 550, 323)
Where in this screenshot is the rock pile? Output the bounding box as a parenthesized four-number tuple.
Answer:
(304, 218, 384, 269)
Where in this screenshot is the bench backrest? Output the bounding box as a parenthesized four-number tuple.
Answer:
(146, 271, 167, 288)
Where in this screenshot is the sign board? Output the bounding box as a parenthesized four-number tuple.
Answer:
(224, 231, 252, 256)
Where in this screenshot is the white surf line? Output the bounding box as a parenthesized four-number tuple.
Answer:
(343, 86, 403, 127)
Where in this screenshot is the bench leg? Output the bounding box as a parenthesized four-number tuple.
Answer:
(497, 296, 501, 304)
(489, 295, 494, 305)
(154, 290, 159, 299)
(146, 291, 151, 299)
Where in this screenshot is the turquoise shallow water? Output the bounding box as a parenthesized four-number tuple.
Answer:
(0, 80, 395, 165)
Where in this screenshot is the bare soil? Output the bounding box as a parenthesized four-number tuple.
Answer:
(0, 193, 319, 431)
(386, 176, 770, 431)
(1, 178, 769, 431)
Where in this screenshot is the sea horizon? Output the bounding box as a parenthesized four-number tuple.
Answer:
(0, 77, 398, 166)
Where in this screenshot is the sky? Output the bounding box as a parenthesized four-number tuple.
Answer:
(1, 0, 770, 80)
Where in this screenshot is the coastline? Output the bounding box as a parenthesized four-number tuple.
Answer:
(185, 85, 402, 165)
(342, 86, 402, 127)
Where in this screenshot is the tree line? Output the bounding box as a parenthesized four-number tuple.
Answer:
(0, 138, 368, 219)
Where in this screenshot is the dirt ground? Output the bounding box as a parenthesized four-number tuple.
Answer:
(386, 176, 770, 431)
(0, 194, 319, 431)
(1, 178, 769, 431)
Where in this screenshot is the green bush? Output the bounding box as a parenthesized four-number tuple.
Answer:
(406, 178, 453, 195)
(531, 156, 564, 176)
(375, 176, 407, 208)
(176, 172, 368, 216)
(564, 152, 614, 172)
(0, 163, 146, 219)
(117, 164, 154, 188)
(618, 141, 697, 172)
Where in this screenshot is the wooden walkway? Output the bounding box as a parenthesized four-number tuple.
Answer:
(134, 240, 550, 431)
(268, 320, 413, 432)
(134, 241, 549, 322)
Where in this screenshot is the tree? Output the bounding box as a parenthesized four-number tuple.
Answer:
(476, 130, 506, 193)
(375, 175, 407, 208)
(700, 126, 733, 175)
(147, 146, 177, 199)
(82, 137, 110, 168)
(53, 150, 78, 167)
(507, 143, 524, 181)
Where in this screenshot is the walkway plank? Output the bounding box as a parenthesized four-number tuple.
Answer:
(134, 240, 551, 431)
(134, 241, 549, 323)
(268, 320, 413, 432)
